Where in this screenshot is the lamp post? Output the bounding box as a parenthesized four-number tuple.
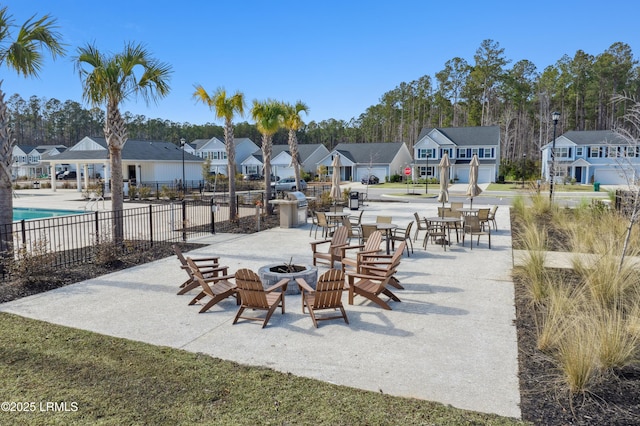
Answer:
(180, 137, 186, 200)
(522, 153, 526, 189)
(549, 111, 560, 200)
(425, 150, 430, 194)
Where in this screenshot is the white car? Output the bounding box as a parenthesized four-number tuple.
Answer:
(271, 177, 307, 191)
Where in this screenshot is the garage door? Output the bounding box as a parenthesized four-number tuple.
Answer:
(594, 169, 628, 185)
(357, 168, 386, 182)
(454, 166, 494, 184)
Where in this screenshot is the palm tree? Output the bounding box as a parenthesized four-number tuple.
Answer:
(282, 101, 309, 191)
(193, 86, 244, 221)
(75, 42, 171, 243)
(251, 100, 285, 214)
(0, 7, 65, 252)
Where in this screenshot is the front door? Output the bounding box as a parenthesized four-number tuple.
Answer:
(574, 167, 582, 184)
(128, 165, 137, 184)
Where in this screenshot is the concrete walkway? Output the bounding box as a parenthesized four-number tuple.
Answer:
(2, 195, 521, 419)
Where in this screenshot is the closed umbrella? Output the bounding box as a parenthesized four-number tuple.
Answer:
(437, 152, 450, 217)
(330, 155, 342, 202)
(466, 154, 483, 209)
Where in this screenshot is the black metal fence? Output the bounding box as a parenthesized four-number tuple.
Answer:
(0, 199, 257, 279)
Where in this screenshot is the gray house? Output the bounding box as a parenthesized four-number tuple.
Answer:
(241, 143, 329, 178)
(317, 142, 413, 182)
(413, 126, 501, 183)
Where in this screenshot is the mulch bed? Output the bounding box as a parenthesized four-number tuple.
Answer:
(2, 210, 639, 424)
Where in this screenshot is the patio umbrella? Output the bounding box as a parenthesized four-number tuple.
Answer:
(437, 152, 450, 217)
(466, 154, 483, 209)
(329, 155, 342, 202)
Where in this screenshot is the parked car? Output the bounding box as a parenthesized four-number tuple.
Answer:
(271, 177, 307, 191)
(57, 171, 78, 180)
(243, 173, 263, 181)
(361, 174, 379, 185)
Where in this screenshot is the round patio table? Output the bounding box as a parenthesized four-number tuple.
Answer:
(362, 222, 398, 254)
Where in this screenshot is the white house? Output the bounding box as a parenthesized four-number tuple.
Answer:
(190, 137, 259, 176)
(44, 136, 203, 192)
(541, 130, 640, 185)
(317, 142, 413, 182)
(413, 126, 500, 183)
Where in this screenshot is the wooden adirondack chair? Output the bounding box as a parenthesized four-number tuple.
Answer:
(310, 226, 349, 268)
(296, 269, 348, 328)
(358, 241, 406, 289)
(233, 268, 288, 328)
(345, 242, 404, 310)
(173, 244, 228, 295)
(339, 230, 383, 272)
(186, 258, 237, 313)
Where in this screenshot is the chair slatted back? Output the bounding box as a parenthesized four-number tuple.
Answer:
(364, 230, 382, 252)
(413, 212, 427, 230)
(376, 215, 392, 223)
(478, 208, 490, 221)
(361, 241, 405, 287)
(235, 269, 269, 308)
(401, 221, 413, 239)
(341, 216, 357, 239)
(187, 258, 214, 295)
(437, 207, 451, 217)
(330, 226, 348, 255)
(313, 269, 346, 310)
(450, 202, 463, 211)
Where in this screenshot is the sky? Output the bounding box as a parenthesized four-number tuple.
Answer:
(1, 0, 638, 127)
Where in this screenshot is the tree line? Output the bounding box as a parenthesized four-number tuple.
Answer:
(7, 39, 640, 166)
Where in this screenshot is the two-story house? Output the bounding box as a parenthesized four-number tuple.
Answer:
(540, 130, 640, 185)
(12, 144, 66, 179)
(413, 126, 500, 183)
(189, 137, 259, 176)
(241, 143, 330, 178)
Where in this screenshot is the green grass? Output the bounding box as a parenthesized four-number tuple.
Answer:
(0, 313, 525, 425)
(487, 183, 597, 192)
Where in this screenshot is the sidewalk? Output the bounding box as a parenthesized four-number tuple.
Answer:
(2, 198, 521, 419)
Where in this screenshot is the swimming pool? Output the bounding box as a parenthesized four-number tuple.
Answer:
(13, 207, 84, 221)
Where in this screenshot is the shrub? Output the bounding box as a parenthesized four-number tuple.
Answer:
(138, 186, 152, 200)
(6, 238, 56, 285)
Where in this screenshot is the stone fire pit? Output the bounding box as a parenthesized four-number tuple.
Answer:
(258, 263, 318, 295)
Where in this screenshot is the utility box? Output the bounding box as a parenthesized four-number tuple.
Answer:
(349, 191, 359, 210)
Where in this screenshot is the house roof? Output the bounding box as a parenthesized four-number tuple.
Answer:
(46, 137, 202, 162)
(560, 130, 628, 146)
(247, 143, 326, 164)
(418, 126, 500, 146)
(332, 142, 408, 164)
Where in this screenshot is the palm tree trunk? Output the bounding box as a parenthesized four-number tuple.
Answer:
(104, 103, 127, 244)
(225, 118, 237, 221)
(0, 86, 15, 253)
(288, 129, 301, 191)
(262, 135, 273, 214)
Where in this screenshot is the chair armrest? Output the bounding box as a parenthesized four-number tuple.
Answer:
(200, 265, 230, 275)
(310, 239, 332, 250)
(345, 271, 387, 282)
(203, 273, 235, 283)
(190, 256, 220, 263)
(295, 277, 314, 293)
(340, 244, 365, 256)
(265, 278, 289, 292)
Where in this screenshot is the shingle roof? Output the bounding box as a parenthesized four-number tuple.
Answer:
(561, 130, 628, 145)
(48, 137, 202, 162)
(418, 126, 500, 146)
(332, 142, 407, 163)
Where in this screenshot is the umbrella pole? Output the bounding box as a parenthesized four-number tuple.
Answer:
(470, 198, 473, 209)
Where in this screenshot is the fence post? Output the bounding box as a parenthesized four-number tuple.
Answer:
(94, 212, 99, 241)
(210, 197, 216, 234)
(182, 199, 187, 242)
(156, 183, 160, 200)
(19, 220, 26, 247)
(149, 204, 154, 246)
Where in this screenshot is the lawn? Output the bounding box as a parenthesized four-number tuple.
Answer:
(0, 313, 524, 425)
(486, 182, 599, 192)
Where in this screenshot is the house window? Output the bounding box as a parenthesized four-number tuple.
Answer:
(457, 149, 471, 159)
(607, 146, 620, 158)
(576, 147, 583, 157)
(555, 147, 570, 159)
(417, 148, 434, 159)
(419, 166, 434, 177)
(625, 146, 636, 157)
(439, 148, 453, 158)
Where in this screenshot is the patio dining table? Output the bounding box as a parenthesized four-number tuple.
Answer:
(456, 208, 479, 217)
(325, 212, 351, 225)
(426, 216, 461, 247)
(362, 222, 398, 254)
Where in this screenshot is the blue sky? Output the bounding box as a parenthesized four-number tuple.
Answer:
(2, 0, 638, 126)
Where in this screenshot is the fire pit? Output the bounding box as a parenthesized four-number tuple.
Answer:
(258, 263, 318, 295)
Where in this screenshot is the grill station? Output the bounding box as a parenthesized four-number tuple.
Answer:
(269, 191, 308, 228)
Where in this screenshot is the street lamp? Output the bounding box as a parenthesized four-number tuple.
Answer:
(522, 153, 526, 188)
(425, 150, 430, 194)
(549, 111, 560, 200)
(180, 137, 186, 200)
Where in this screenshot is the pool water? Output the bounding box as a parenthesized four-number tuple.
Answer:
(13, 207, 83, 221)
